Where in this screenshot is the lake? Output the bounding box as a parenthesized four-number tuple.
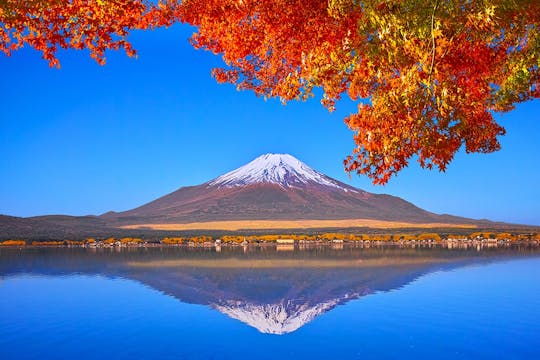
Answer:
(1, 245, 539, 359)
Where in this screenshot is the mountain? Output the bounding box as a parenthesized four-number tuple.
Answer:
(103, 153, 478, 226)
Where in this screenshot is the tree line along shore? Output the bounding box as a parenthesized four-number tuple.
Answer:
(1, 232, 540, 248)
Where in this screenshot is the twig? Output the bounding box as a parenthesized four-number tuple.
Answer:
(428, 0, 440, 87)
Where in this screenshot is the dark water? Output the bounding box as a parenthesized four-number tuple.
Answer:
(1, 245, 540, 359)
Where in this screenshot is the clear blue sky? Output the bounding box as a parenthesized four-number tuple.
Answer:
(1, 25, 539, 225)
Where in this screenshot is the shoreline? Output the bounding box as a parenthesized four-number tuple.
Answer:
(1, 239, 539, 249)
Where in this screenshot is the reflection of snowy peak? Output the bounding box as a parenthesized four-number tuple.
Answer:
(209, 153, 356, 192)
(213, 291, 369, 335)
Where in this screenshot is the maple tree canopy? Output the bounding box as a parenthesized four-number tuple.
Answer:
(1, 0, 538, 184)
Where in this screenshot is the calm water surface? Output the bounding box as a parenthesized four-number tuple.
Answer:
(1, 246, 539, 359)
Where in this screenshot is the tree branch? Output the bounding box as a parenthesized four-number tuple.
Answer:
(428, 0, 440, 88)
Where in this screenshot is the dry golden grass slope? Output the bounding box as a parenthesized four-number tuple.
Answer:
(120, 219, 477, 231)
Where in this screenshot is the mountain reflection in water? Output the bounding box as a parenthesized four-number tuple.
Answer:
(1, 245, 538, 335)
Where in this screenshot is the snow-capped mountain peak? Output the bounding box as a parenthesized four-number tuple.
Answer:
(208, 153, 355, 192)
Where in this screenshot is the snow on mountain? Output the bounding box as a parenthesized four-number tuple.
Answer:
(213, 292, 366, 335)
(208, 153, 356, 192)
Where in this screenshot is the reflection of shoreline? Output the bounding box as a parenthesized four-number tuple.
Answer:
(276, 244, 295, 252)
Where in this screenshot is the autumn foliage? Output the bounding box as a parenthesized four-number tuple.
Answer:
(1, 0, 538, 183)
(1, 240, 26, 246)
(162, 236, 213, 244)
(179, 0, 539, 183)
(0, 0, 171, 67)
